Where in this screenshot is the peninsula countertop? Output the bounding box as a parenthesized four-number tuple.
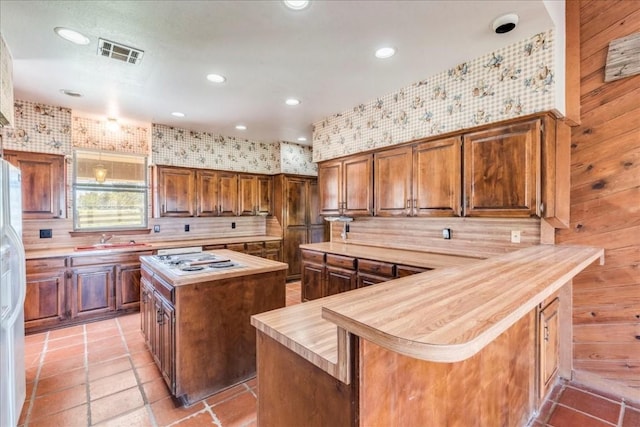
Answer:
(251, 244, 604, 383)
(299, 241, 483, 269)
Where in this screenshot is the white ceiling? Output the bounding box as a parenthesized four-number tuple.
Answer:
(0, 1, 554, 145)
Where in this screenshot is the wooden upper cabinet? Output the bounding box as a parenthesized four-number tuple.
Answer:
(238, 174, 258, 216)
(218, 171, 238, 216)
(318, 160, 342, 216)
(343, 154, 373, 216)
(157, 166, 196, 217)
(285, 177, 308, 227)
(238, 174, 273, 216)
(319, 154, 373, 217)
(413, 136, 462, 217)
(463, 120, 540, 217)
(196, 170, 219, 216)
(4, 150, 65, 219)
(256, 175, 273, 215)
(374, 146, 412, 217)
(308, 180, 324, 226)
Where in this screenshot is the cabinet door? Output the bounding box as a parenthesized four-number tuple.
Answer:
(318, 160, 342, 216)
(70, 265, 116, 318)
(343, 154, 373, 216)
(257, 175, 273, 215)
(463, 120, 540, 217)
(24, 271, 67, 330)
(116, 263, 141, 311)
(158, 166, 195, 217)
(374, 147, 412, 217)
(196, 170, 219, 216)
(414, 137, 462, 217)
(238, 174, 258, 216)
(140, 277, 154, 350)
(308, 179, 324, 226)
(285, 177, 308, 227)
(4, 150, 65, 219)
(301, 262, 325, 301)
(218, 171, 238, 216)
(156, 295, 175, 392)
(539, 298, 560, 398)
(326, 266, 357, 297)
(284, 227, 308, 278)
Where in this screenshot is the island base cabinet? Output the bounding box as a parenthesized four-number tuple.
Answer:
(358, 311, 536, 427)
(256, 332, 357, 427)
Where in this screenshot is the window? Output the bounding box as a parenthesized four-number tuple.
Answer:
(73, 150, 148, 231)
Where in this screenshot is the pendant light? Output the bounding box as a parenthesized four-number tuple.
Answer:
(94, 153, 107, 183)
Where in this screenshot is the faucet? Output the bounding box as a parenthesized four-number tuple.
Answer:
(99, 233, 113, 244)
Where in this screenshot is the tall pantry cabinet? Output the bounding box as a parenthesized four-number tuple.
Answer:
(273, 175, 326, 280)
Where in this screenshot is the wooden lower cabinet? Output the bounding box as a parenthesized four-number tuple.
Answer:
(208, 240, 283, 262)
(256, 311, 537, 426)
(70, 265, 116, 318)
(539, 297, 560, 400)
(301, 249, 429, 301)
(326, 267, 356, 296)
(24, 251, 151, 334)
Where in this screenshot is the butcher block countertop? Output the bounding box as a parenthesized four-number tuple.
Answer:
(251, 244, 604, 383)
(299, 242, 482, 268)
(140, 249, 288, 287)
(26, 235, 281, 259)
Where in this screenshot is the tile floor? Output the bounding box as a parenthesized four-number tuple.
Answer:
(18, 280, 636, 427)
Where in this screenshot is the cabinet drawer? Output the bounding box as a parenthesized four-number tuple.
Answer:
(265, 241, 281, 250)
(326, 254, 356, 270)
(203, 244, 225, 250)
(26, 257, 67, 272)
(152, 276, 175, 304)
(301, 250, 325, 264)
(358, 259, 395, 277)
(396, 265, 432, 278)
(226, 243, 246, 252)
(246, 242, 264, 252)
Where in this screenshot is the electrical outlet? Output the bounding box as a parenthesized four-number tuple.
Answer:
(511, 230, 521, 243)
(39, 229, 52, 238)
(184, 224, 190, 232)
(442, 228, 452, 240)
(153, 225, 160, 233)
(231, 222, 236, 229)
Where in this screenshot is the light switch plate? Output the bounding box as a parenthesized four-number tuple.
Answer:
(442, 228, 452, 240)
(511, 230, 521, 243)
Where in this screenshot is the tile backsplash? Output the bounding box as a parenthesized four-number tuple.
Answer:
(312, 30, 556, 162)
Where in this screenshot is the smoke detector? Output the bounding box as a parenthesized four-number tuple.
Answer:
(97, 38, 144, 64)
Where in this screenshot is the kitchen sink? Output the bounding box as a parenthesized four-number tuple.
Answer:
(74, 242, 151, 251)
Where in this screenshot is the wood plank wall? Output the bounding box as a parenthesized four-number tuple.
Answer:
(330, 217, 541, 259)
(556, 0, 640, 391)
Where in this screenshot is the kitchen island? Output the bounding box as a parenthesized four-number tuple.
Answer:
(140, 249, 287, 405)
(251, 244, 604, 426)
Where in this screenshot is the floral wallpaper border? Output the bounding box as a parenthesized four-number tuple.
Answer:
(312, 30, 556, 162)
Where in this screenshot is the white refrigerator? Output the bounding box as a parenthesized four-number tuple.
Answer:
(0, 159, 26, 427)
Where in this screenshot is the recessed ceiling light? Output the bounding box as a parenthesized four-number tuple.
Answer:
(54, 27, 90, 45)
(492, 13, 519, 34)
(235, 124, 247, 130)
(283, 0, 310, 10)
(285, 98, 301, 106)
(171, 112, 185, 118)
(375, 46, 396, 59)
(297, 137, 307, 142)
(206, 73, 226, 83)
(60, 89, 82, 97)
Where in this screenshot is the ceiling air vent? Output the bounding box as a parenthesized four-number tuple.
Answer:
(97, 38, 144, 64)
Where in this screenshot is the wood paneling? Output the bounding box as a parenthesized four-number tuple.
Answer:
(555, 0, 640, 392)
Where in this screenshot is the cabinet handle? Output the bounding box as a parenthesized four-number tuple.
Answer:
(539, 202, 545, 214)
(413, 199, 417, 215)
(544, 325, 549, 342)
(156, 309, 163, 325)
(219, 204, 222, 215)
(161, 204, 165, 214)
